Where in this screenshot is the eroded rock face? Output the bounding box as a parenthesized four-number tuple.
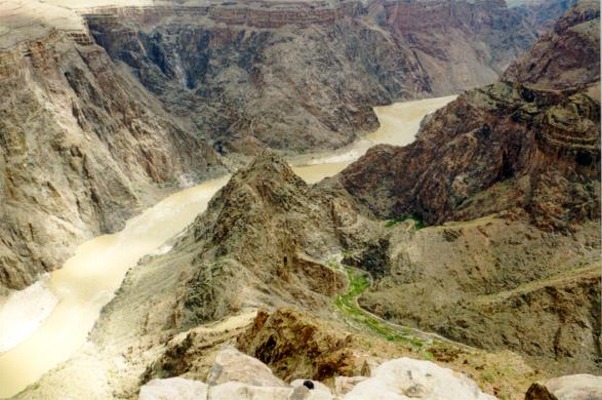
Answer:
(356, 217, 601, 373)
(0, 29, 220, 290)
(82, 0, 548, 154)
(503, 0, 600, 90)
(334, 1, 601, 375)
(176, 151, 357, 326)
(77, 151, 369, 397)
(238, 308, 369, 382)
(338, 1, 600, 230)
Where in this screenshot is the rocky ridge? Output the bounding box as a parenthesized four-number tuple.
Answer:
(37, 151, 371, 398)
(338, 0, 600, 230)
(0, 0, 574, 290)
(0, 24, 221, 290)
(81, 0, 556, 154)
(334, 0, 601, 375)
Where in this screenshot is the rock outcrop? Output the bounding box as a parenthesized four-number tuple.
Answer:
(525, 374, 602, 400)
(357, 218, 601, 373)
(334, 0, 601, 374)
(503, 0, 600, 90)
(344, 357, 496, 400)
(58, 151, 367, 397)
(173, 151, 367, 326)
(82, 0, 550, 154)
(0, 23, 220, 290)
(338, 1, 600, 230)
(238, 307, 369, 382)
(140, 350, 497, 400)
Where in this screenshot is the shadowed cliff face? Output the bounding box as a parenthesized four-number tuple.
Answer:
(83, 0, 549, 154)
(339, 1, 600, 231)
(0, 30, 220, 290)
(0, 0, 571, 290)
(335, 1, 601, 374)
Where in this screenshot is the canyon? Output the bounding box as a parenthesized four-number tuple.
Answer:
(336, 0, 600, 377)
(0, 0, 571, 292)
(0, 0, 598, 399)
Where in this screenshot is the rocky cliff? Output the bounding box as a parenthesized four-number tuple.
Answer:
(0, 20, 221, 290)
(82, 0, 548, 154)
(334, 0, 601, 374)
(0, 0, 572, 291)
(338, 0, 600, 230)
(57, 151, 372, 398)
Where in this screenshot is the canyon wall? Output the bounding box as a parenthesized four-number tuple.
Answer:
(0, 0, 574, 289)
(0, 26, 220, 290)
(82, 0, 550, 154)
(338, 1, 600, 230)
(336, 0, 601, 373)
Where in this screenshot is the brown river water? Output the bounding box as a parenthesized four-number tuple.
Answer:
(0, 95, 455, 398)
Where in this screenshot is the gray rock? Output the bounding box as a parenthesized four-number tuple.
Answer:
(526, 374, 602, 400)
(207, 347, 287, 388)
(139, 377, 208, 400)
(343, 358, 497, 400)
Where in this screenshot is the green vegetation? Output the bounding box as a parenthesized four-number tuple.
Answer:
(480, 371, 495, 383)
(334, 267, 425, 348)
(384, 213, 426, 229)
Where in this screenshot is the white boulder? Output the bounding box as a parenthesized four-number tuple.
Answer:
(540, 374, 602, 400)
(343, 358, 496, 400)
(139, 377, 208, 400)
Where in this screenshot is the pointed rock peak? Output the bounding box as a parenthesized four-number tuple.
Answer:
(232, 149, 307, 189)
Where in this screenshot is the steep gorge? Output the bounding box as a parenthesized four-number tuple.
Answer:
(335, 0, 601, 374)
(0, 26, 220, 290)
(0, 0, 573, 291)
(83, 0, 546, 154)
(0, 1, 596, 398)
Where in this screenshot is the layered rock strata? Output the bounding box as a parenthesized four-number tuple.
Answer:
(334, 0, 601, 373)
(0, 26, 220, 290)
(0, 0, 574, 289)
(339, 1, 600, 230)
(82, 0, 550, 154)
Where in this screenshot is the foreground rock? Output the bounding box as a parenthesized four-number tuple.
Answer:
(344, 358, 497, 400)
(237, 307, 369, 382)
(140, 348, 495, 400)
(140, 377, 208, 400)
(525, 374, 602, 400)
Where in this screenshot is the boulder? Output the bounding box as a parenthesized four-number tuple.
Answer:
(207, 347, 287, 388)
(139, 377, 208, 400)
(291, 379, 336, 400)
(207, 381, 292, 400)
(343, 358, 496, 400)
(525, 374, 602, 400)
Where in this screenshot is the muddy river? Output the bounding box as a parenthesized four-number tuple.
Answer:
(0, 95, 455, 398)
